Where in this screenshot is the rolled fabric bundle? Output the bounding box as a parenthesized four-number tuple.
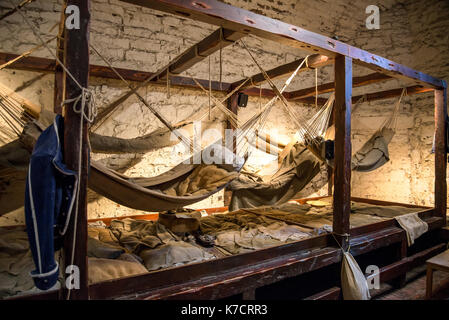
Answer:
(341, 251, 371, 300)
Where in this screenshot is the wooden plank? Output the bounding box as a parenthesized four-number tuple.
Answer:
(0, 0, 36, 21)
(332, 55, 352, 250)
(62, 0, 90, 300)
(366, 243, 446, 284)
(303, 287, 341, 300)
(121, 0, 445, 89)
(167, 28, 243, 77)
(351, 86, 434, 104)
(88, 234, 332, 299)
(434, 88, 447, 222)
(132, 248, 342, 300)
(231, 54, 331, 90)
(289, 72, 391, 101)
(0, 52, 227, 89)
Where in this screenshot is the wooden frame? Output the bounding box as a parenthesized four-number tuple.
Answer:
(2, 0, 447, 300)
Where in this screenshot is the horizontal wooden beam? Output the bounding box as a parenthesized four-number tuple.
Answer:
(232, 54, 331, 90)
(156, 27, 243, 80)
(303, 287, 341, 300)
(289, 72, 392, 101)
(0, 51, 320, 104)
(121, 0, 445, 89)
(0, 53, 435, 106)
(366, 243, 446, 284)
(351, 85, 434, 104)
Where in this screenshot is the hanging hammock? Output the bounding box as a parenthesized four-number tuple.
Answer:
(13, 46, 307, 212)
(350, 89, 406, 172)
(228, 94, 335, 210)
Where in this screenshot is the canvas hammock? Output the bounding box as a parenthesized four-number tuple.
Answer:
(229, 86, 405, 210)
(228, 95, 334, 211)
(4, 45, 309, 214)
(228, 42, 335, 211)
(326, 88, 406, 172)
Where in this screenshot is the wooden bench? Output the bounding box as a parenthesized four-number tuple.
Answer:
(426, 249, 449, 299)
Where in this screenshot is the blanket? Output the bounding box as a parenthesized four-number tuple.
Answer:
(109, 218, 215, 270)
(228, 142, 321, 210)
(164, 164, 238, 197)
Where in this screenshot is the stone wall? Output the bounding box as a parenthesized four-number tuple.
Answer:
(0, 0, 448, 225)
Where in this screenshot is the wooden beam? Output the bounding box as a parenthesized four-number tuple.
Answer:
(63, 0, 90, 300)
(0, 0, 35, 21)
(366, 243, 446, 284)
(121, 0, 445, 89)
(434, 87, 447, 222)
(53, 5, 66, 114)
(351, 85, 433, 104)
(332, 55, 352, 250)
(165, 28, 243, 78)
(289, 72, 391, 101)
(231, 54, 331, 90)
(92, 28, 243, 126)
(304, 287, 341, 300)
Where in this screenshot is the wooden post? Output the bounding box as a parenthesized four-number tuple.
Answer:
(54, 2, 66, 114)
(327, 165, 333, 196)
(327, 108, 335, 196)
(332, 55, 352, 250)
(63, 0, 90, 300)
(223, 92, 239, 206)
(434, 87, 447, 223)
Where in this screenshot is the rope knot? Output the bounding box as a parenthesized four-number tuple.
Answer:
(62, 87, 97, 124)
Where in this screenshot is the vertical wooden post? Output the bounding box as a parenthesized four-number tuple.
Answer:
(327, 108, 335, 196)
(63, 0, 90, 300)
(332, 55, 352, 250)
(223, 92, 239, 206)
(434, 86, 447, 223)
(327, 166, 333, 196)
(53, 3, 66, 114)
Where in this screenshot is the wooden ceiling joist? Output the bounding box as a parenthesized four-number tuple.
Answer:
(231, 54, 331, 90)
(121, 0, 446, 89)
(156, 27, 243, 80)
(289, 72, 392, 101)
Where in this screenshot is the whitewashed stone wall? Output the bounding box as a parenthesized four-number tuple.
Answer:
(0, 0, 448, 225)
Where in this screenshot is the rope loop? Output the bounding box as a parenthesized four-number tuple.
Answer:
(62, 87, 97, 124)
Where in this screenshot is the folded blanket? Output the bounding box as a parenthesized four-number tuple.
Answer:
(394, 212, 428, 246)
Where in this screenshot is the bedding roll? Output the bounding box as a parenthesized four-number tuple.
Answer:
(341, 251, 371, 300)
(88, 257, 148, 284)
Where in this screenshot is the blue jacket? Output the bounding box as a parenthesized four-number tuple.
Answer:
(25, 115, 77, 290)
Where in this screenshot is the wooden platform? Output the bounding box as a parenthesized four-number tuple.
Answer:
(9, 196, 445, 300)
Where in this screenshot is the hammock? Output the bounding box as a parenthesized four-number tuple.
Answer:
(325, 89, 406, 172)
(6, 47, 306, 213)
(227, 42, 336, 210)
(351, 89, 405, 172)
(89, 144, 243, 211)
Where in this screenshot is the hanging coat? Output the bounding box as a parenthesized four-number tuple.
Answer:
(24, 115, 78, 290)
